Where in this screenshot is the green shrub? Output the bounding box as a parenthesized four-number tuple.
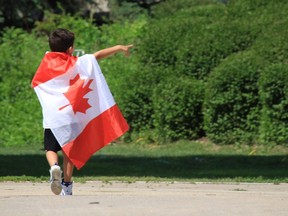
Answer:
(118, 66, 167, 132)
(253, 20, 288, 65)
(95, 18, 147, 136)
(151, 0, 218, 19)
(137, 0, 288, 144)
(34, 12, 101, 53)
(0, 14, 143, 146)
(204, 51, 265, 144)
(175, 18, 261, 79)
(96, 17, 146, 97)
(138, 16, 184, 68)
(250, 6, 288, 145)
(139, 4, 226, 75)
(152, 76, 205, 142)
(227, 0, 287, 18)
(0, 28, 46, 146)
(258, 64, 288, 145)
(109, 0, 146, 21)
(0, 15, 102, 147)
(2, 0, 288, 146)
(140, 3, 264, 80)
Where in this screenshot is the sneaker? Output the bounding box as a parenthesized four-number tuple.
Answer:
(61, 180, 73, 196)
(49, 165, 62, 195)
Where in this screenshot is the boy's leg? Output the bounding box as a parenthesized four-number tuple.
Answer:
(62, 151, 74, 182)
(46, 151, 62, 195)
(44, 129, 63, 195)
(61, 150, 74, 195)
(46, 150, 59, 166)
(44, 129, 61, 166)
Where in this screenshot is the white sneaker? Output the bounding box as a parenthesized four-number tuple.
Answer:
(49, 165, 62, 195)
(61, 181, 73, 196)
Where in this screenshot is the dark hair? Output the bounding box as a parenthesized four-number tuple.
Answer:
(48, 28, 75, 52)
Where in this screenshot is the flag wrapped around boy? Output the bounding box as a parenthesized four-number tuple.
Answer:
(31, 52, 129, 169)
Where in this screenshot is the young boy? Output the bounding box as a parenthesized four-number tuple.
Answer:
(33, 28, 133, 195)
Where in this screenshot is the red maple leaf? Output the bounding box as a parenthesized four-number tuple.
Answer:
(59, 74, 93, 114)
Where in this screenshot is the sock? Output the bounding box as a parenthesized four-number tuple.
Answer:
(62, 179, 72, 186)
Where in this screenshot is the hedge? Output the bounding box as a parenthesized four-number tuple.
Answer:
(258, 64, 288, 145)
(204, 51, 265, 144)
(0, 28, 46, 146)
(151, 0, 219, 19)
(139, 4, 228, 79)
(152, 76, 205, 142)
(0, 13, 104, 147)
(2, 0, 288, 146)
(118, 65, 168, 133)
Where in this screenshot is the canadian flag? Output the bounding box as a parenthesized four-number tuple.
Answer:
(31, 52, 129, 169)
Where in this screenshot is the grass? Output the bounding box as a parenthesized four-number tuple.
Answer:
(0, 140, 288, 183)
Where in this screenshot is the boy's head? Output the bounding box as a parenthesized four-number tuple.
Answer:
(49, 28, 75, 53)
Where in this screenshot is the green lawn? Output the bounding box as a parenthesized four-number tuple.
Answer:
(0, 140, 288, 183)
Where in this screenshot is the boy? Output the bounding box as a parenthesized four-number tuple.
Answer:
(32, 28, 133, 195)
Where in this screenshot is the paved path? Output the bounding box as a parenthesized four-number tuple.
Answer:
(0, 181, 287, 216)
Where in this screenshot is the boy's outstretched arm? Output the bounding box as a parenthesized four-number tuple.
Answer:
(94, 45, 134, 60)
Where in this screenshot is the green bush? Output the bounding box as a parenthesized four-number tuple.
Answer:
(96, 17, 146, 96)
(152, 76, 205, 142)
(204, 51, 265, 144)
(2, 0, 288, 146)
(250, 6, 288, 145)
(118, 66, 166, 132)
(95, 18, 147, 136)
(140, 3, 263, 80)
(0, 28, 46, 146)
(259, 64, 288, 145)
(227, 0, 287, 18)
(151, 0, 218, 19)
(138, 16, 184, 68)
(109, 0, 146, 21)
(175, 18, 260, 79)
(253, 19, 288, 65)
(137, 0, 288, 144)
(0, 14, 102, 147)
(34, 12, 101, 53)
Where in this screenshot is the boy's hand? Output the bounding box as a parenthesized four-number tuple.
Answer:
(121, 45, 134, 57)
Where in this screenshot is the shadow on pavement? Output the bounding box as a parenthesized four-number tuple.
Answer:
(0, 154, 287, 180)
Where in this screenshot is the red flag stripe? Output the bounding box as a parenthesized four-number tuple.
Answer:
(31, 52, 77, 88)
(62, 104, 129, 169)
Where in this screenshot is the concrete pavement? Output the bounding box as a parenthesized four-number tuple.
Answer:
(0, 181, 287, 216)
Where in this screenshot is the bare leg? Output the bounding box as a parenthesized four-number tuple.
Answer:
(46, 151, 58, 166)
(47, 150, 62, 195)
(62, 151, 74, 182)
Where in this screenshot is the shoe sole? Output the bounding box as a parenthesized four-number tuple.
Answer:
(50, 167, 62, 195)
